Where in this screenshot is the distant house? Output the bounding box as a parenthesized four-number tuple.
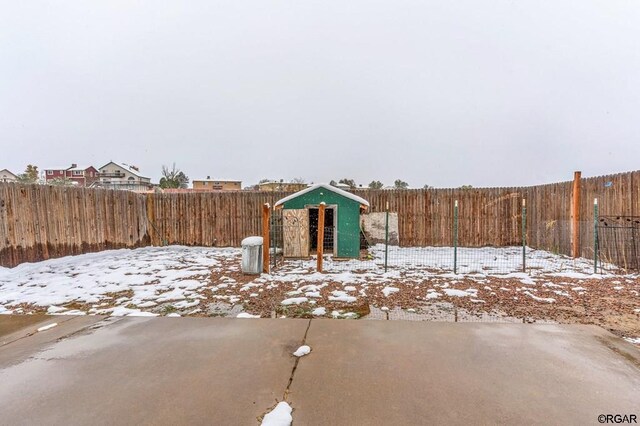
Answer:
(258, 181, 308, 192)
(192, 177, 242, 191)
(0, 169, 18, 183)
(66, 164, 100, 187)
(44, 166, 69, 182)
(96, 162, 154, 192)
(44, 164, 99, 187)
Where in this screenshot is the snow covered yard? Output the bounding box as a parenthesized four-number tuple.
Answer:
(0, 245, 638, 343)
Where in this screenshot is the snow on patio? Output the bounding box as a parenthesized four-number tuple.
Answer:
(0, 245, 638, 343)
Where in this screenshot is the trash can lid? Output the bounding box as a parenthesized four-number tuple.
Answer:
(241, 236, 264, 246)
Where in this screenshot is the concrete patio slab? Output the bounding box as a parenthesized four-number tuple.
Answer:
(0, 314, 53, 341)
(291, 321, 640, 426)
(0, 315, 107, 365)
(0, 317, 309, 426)
(0, 316, 638, 425)
(0, 315, 51, 339)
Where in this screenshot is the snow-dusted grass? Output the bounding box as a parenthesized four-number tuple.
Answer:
(0, 246, 234, 316)
(0, 245, 633, 323)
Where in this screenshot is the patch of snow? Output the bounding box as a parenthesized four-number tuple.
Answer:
(382, 286, 400, 297)
(274, 183, 369, 208)
(311, 307, 326, 316)
(261, 401, 292, 426)
(328, 290, 357, 303)
(281, 297, 308, 305)
(293, 345, 311, 357)
(523, 291, 555, 303)
(443, 289, 472, 297)
(127, 311, 159, 317)
(241, 236, 263, 246)
(37, 323, 58, 332)
(237, 313, 260, 318)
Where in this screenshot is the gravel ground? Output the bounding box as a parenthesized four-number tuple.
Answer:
(1, 246, 638, 344)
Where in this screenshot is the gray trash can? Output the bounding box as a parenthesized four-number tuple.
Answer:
(241, 236, 263, 274)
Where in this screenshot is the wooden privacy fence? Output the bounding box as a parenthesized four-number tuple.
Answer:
(1, 170, 639, 267)
(0, 183, 148, 268)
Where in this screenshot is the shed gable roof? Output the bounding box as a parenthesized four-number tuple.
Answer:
(274, 183, 369, 208)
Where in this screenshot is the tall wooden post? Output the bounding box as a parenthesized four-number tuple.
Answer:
(146, 193, 155, 245)
(317, 202, 325, 272)
(571, 171, 582, 258)
(262, 203, 270, 273)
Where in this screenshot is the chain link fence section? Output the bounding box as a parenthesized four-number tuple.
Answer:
(267, 200, 614, 276)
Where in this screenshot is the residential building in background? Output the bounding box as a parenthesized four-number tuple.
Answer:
(192, 177, 242, 191)
(0, 169, 18, 183)
(44, 166, 69, 182)
(66, 164, 100, 187)
(258, 181, 308, 192)
(43, 164, 99, 187)
(96, 162, 154, 192)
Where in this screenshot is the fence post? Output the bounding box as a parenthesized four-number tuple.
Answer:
(271, 204, 277, 272)
(317, 202, 325, 272)
(453, 200, 458, 274)
(594, 198, 599, 274)
(262, 203, 270, 273)
(522, 198, 527, 272)
(571, 171, 582, 258)
(384, 201, 390, 272)
(146, 193, 155, 245)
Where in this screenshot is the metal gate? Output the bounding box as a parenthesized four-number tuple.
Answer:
(597, 215, 640, 272)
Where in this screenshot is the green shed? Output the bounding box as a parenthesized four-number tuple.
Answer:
(274, 184, 369, 259)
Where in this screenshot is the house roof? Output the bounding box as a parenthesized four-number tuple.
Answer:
(274, 183, 369, 208)
(67, 165, 95, 171)
(98, 161, 149, 179)
(193, 179, 241, 183)
(259, 180, 307, 185)
(0, 169, 17, 177)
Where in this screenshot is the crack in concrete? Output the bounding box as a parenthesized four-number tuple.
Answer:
(257, 319, 313, 424)
(53, 317, 125, 343)
(284, 318, 313, 398)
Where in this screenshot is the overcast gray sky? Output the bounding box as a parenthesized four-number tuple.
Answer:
(1, 0, 639, 188)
